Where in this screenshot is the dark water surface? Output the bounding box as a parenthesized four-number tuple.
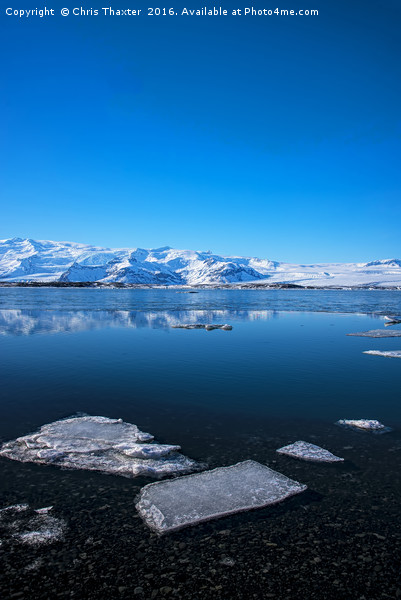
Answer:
(1, 289, 401, 599)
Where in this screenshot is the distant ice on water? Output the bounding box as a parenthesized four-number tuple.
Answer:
(363, 350, 401, 358)
(0, 415, 200, 478)
(384, 315, 401, 325)
(335, 419, 393, 434)
(276, 441, 344, 463)
(136, 460, 307, 533)
(347, 329, 401, 338)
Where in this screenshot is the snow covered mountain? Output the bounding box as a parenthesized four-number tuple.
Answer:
(0, 238, 400, 288)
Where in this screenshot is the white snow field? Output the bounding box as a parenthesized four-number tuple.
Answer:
(335, 419, 393, 434)
(135, 460, 307, 533)
(0, 504, 66, 546)
(363, 350, 401, 358)
(347, 329, 401, 337)
(1, 238, 401, 287)
(0, 416, 200, 478)
(276, 441, 344, 463)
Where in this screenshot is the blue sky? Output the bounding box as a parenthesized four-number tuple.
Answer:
(1, 0, 400, 262)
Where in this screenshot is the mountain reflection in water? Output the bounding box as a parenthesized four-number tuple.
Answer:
(0, 309, 279, 336)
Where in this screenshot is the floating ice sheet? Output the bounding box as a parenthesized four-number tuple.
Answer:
(347, 329, 401, 338)
(276, 441, 344, 463)
(363, 350, 401, 359)
(335, 419, 392, 434)
(136, 460, 307, 533)
(0, 415, 200, 478)
(0, 504, 66, 546)
(172, 324, 232, 330)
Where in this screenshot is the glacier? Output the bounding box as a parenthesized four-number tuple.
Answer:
(1, 237, 401, 287)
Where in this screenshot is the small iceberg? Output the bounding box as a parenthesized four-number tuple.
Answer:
(363, 350, 401, 359)
(0, 504, 66, 546)
(0, 415, 200, 478)
(384, 315, 401, 325)
(172, 324, 232, 330)
(276, 441, 344, 463)
(135, 460, 307, 534)
(335, 419, 392, 434)
(347, 329, 401, 338)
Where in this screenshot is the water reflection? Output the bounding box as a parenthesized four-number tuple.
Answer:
(0, 309, 281, 336)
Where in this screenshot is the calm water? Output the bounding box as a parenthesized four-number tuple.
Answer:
(1, 289, 401, 599)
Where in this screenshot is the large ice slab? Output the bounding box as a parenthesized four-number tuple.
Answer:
(347, 329, 401, 337)
(276, 441, 344, 463)
(363, 350, 401, 358)
(0, 504, 66, 546)
(136, 460, 307, 533)
(0, 416, 200, 478)
(335, 419, 392, 434)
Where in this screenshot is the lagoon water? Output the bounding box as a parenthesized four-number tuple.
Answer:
(1, 288, 401, 599)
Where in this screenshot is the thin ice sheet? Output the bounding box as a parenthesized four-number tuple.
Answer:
(347, 330, 401, 337)
(363, 350, 401, 358)
(136, 460, 307, 533)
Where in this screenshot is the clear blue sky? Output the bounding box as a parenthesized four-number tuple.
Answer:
(1, 0, 400, 262)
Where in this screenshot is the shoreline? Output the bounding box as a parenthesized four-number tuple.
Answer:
(1, 282, 401, 291)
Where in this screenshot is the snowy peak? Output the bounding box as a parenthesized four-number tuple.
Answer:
(364, 259, 401, 268)
(0, 238, 400, 288)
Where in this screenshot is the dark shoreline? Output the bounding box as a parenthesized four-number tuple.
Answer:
(2, 410, 401, 600)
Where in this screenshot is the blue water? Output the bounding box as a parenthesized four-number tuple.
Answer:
(1, 290, 401, 441)
(1, 286, 401, 313)
(1, 289, 401, 600)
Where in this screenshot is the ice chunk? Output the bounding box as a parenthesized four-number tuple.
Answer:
(136, 460, 307, 533)
(335, 419, 392, 434)
(384, 315, 401, 324)
(114, 443, 181, 459)
(363, 350, 401, 358)
(172, 324, 232, 331)
(0, 415, 200, 479)
(34, 506, 53, 515)
(347, 329, 401, 337)
(276, 441, 344, 463)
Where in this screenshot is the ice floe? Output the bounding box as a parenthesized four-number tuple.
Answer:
(136, 460, 307, 533)
(0, 504, 66, 546)
(276, 441, 344, 463)
(335, 419, 393, 434)
(363, 350, 401, 359)
(347, 329, 401, 337)
(172, 323, 232, 330)
(0, 415, 200, 478)
(384, 315, 401, 324)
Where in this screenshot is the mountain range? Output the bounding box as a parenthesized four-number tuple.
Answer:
(0, 238, 401, 288)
